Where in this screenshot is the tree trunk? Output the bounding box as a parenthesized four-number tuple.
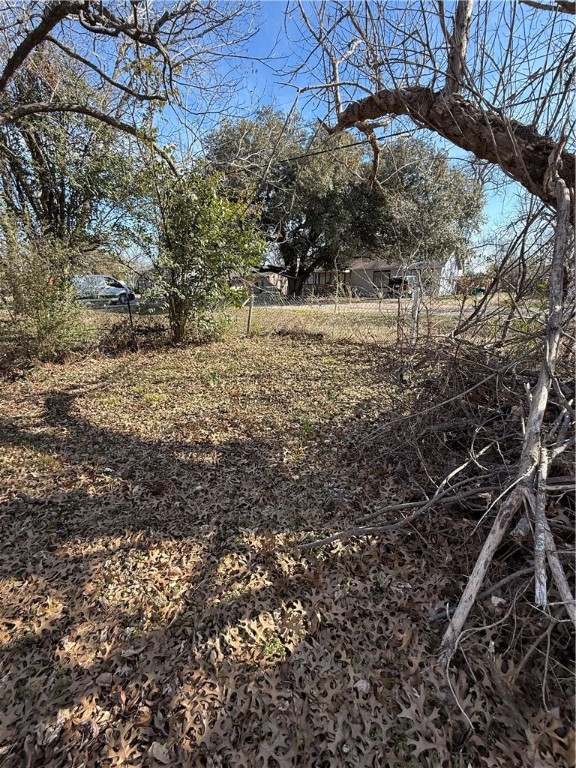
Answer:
(288, 274, 308, 296)
(168, 294, 187, 343)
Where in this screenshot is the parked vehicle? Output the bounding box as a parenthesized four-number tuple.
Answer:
(388, 275, 418, 297)
(71, 275, 135, 304)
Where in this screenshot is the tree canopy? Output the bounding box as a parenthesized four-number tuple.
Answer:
(291, 1, 574, 212)
(0, 48, 142, 261)
(207, 110, 483, 293)
(0, 1, 257, 144)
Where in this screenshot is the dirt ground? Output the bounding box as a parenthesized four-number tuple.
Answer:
(0, 336, 573, 767)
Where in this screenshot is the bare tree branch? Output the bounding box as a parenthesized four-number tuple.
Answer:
(0, 1, 85, 94)
(443, 0, 474, 98)
(0, 101, 178, 174)
(45, 35, 166, 102)
(0, 1, 257, 172)
(519, 0, 575, 14)
(328, 86, 574, 212)
(534, 449, 548, 607)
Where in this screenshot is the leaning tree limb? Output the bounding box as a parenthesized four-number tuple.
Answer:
(439, 170, 573, 659)
(300, 484, 501, 550)
(328, 87, 574, 214)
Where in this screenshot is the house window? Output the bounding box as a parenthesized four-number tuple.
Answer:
(313, 273, 321, 285)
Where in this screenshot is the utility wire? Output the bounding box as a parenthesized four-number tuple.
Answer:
(280, 128, 415, 164)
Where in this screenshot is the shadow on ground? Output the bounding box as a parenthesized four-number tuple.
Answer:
(0, 340, 571, 767)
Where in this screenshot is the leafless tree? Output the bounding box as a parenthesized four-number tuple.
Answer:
(292, 1, 575, 657)
(0, 0, 257, 144)
(292, 0, 574, 211)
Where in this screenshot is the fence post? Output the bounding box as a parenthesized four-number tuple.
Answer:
(410, 286, 421, 349)
(246, 289, 254, 336)
(126, 294, 134, 332)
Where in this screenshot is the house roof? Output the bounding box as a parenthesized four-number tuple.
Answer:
(309, 257, 447, 273)
(254, 265, 285, 275)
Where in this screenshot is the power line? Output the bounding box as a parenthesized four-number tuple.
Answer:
(281, 129, 415, 163)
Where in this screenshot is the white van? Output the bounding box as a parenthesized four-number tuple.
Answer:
(71, 275, 135, 304)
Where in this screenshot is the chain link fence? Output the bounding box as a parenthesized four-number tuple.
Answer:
(233, 286, 484, 349)
(70, 284, 500, 354)
(3, 264, 524, 363)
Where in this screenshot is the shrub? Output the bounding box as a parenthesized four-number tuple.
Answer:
(0, 231, 88, 361)
(157, 173, 265, 344)
(188, 310, 233, 344)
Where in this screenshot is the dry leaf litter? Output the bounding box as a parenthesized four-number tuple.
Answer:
(0, 337, 573, 767)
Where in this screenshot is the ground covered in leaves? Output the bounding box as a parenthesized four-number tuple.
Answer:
(0, 336, 573, 767)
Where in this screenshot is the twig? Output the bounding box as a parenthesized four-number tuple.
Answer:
(549, 434, 575, 459)
(511, 623, 554, 683)
(365, 363, 517, 445)
(300, 485, 500, 550)
(358, 475, 495, 525)
(428, 566, 535, 621)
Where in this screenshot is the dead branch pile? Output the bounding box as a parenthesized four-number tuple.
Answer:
(306, 176, 575, 694)
(303, 291, 574, 722)
(307, 338, 573, 541)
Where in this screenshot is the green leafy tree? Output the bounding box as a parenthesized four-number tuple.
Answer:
(273, 132, 368, 295)
(206, 107, 305, 202)
(207, 112, 373, 293)
(158, 173, 265, 343)
(371, 139, 484, 266)
(0, 49, 144, 264)
(208, 111, 483, 294)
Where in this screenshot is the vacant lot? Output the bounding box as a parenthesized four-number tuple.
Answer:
(0, 336, 571, 767)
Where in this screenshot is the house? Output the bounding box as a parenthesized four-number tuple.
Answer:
(134, 268, 162, 294)
(304, 256, 454, 297)
(251, 266, 289, 296)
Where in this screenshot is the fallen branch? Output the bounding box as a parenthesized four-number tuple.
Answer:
(300, 484, 500, 549)
(534, 450, 548, 607)
(543, 509, 576, 627)
(439, 172, 572, 659)
(439, 486, 526, 658)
